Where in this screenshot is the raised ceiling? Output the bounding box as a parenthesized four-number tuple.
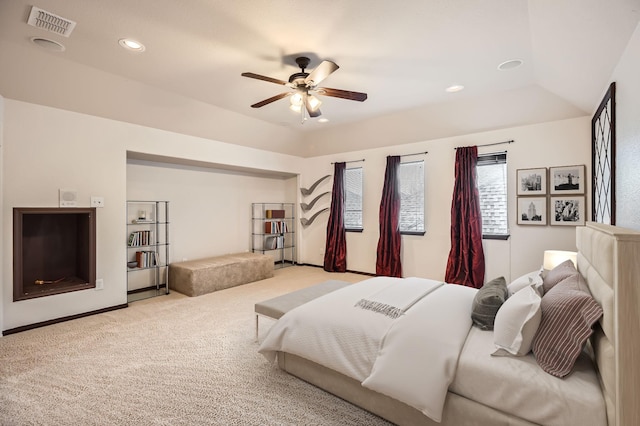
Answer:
(0, 0, 639, 156)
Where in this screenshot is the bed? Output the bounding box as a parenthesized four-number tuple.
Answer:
(259, 222, 640, 426)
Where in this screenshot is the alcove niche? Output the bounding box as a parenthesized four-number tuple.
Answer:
(13, 207, 96, 301)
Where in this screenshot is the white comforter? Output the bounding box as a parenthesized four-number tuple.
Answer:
(259, 276, 477, 422)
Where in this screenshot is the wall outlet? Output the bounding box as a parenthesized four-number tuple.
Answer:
(95, 278, 104, 290)
(91, 196, 105, 208)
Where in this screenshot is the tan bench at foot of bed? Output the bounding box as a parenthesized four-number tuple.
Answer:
(169, 252, 274, 297)
(254, 279, 351, 340)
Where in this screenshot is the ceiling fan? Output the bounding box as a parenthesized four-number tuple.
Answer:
(241, 56, 367, 120)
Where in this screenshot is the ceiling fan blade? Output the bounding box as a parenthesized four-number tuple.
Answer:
(316, 87, 368, 102)
(250, 92, 291, 108)
(241, 72, 288, 86)
(304, 60, 339, 87)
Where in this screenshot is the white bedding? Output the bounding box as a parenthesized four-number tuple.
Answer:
(451, 326, 607, 426)
(259, 276, 476, 422)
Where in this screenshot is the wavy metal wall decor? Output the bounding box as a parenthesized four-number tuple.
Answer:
(300, 192, 329, 211)
(300, 175, 330, 196)
(300, 208, 329, 227)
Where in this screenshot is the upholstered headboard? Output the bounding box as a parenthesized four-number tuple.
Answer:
(576, 222, 640, 426)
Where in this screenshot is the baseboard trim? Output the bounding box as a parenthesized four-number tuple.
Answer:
(2, 303, 129, 336)
(296, 263, 376, 277)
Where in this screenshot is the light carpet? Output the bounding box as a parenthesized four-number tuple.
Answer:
(0, 266, 392, 426)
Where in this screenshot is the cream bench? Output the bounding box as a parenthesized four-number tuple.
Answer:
(254, 279, 350, 340)
(168, 252, 274, 297)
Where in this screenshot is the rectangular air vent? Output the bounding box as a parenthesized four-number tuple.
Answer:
(27, 6, 76, 37)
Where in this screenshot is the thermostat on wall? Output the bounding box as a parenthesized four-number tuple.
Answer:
(59, 189, 78, 207)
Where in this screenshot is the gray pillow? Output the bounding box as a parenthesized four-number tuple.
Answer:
(471, 276, 508, 330)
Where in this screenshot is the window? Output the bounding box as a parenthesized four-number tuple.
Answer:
(399, 160, 425, 234)
(477, 152, 509, 239)
(344, 167, 363, 231)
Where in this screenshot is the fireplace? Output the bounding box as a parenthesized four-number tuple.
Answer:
(13, 207, 96, 301)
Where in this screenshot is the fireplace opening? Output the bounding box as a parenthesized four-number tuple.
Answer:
(13, 207, 96, 301)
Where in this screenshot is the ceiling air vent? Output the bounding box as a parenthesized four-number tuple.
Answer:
(27, 6, 76, 37)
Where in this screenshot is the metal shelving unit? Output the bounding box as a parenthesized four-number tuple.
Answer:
(252, 203, 295, 269)
(126, 200, 170, 302)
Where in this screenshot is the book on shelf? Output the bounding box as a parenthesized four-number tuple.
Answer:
(128, 230, 154, 247)
(135, 250, 158, 268)
(264, 220, 288, 234)
(265, 209, 286, 219)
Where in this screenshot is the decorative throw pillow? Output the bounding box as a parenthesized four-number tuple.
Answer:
(532, 273, 603, 378)
(492, 285, 542, 356)
(471, 276, 508, 330)
(507, 267, 544, 296)
(542, 259, 578, 293)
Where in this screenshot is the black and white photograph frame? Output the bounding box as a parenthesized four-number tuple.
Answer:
(550, 196, 586, 226)
(516, 168, 547, 196)
(517, 197, 547, 226)
(549, 165, 586, 195)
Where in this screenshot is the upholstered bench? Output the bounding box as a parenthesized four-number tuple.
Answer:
(254, 279, 350, 340)
(168, 252, 274, 297)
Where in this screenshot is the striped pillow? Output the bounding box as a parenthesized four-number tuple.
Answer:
(532, 273, 602, 377)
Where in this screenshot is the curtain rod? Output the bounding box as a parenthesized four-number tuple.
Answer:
(454, 140, 514, 150)
(331, 159, 365, 164)
(400, 151, 428, 158)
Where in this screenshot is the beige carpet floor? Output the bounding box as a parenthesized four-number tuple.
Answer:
(0, 266, 393, 425)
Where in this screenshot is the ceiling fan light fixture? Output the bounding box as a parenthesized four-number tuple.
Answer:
(289, 104, 302, 113)
(307, 95, 322, 111)
(290, 92, 303, 106)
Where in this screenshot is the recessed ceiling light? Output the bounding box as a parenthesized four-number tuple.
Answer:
(30, 37, 65, 52)
(446, 84, 465, 93)
(497, 59, 523, 71)
(118, 38, 145, 52)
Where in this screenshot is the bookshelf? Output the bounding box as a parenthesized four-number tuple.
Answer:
(126, 200, 170, 302)
(252, 203, 295, 269)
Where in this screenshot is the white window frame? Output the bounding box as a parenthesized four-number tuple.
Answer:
(477, 152, 509, 239)
(398, 160, 425, 235)
(344, 167, 363, 231)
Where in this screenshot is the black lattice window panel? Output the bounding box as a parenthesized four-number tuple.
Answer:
(591, 82, 616, 225)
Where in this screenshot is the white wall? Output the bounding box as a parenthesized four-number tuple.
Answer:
(126, 160, 297, 263)
(610, 22, 640, 231)
(298, 117, 591, 282)
(1, 100, 302, 331)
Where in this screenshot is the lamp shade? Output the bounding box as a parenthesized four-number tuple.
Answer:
(543, 250, 577, 271)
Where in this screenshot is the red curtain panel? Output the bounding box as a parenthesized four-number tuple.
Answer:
(324, 162, 347, 272)
(376, 156, 402, 277)
(445, 146, 485, 288)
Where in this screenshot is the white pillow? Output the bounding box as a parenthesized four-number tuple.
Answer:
(492, 285, 542, 357)
(507, 267, 544, 296)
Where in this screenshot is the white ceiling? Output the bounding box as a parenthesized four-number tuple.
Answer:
(0, 0, 639, 156)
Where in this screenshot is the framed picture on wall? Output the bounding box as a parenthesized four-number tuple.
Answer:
(517, 197, 547, 225)
(549, 165, 586, 195)
(516, 168, 547, 195)
(550, 196, 586, 226)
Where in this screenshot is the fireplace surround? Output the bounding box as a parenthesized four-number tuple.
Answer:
(13, 207, 96, 301)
